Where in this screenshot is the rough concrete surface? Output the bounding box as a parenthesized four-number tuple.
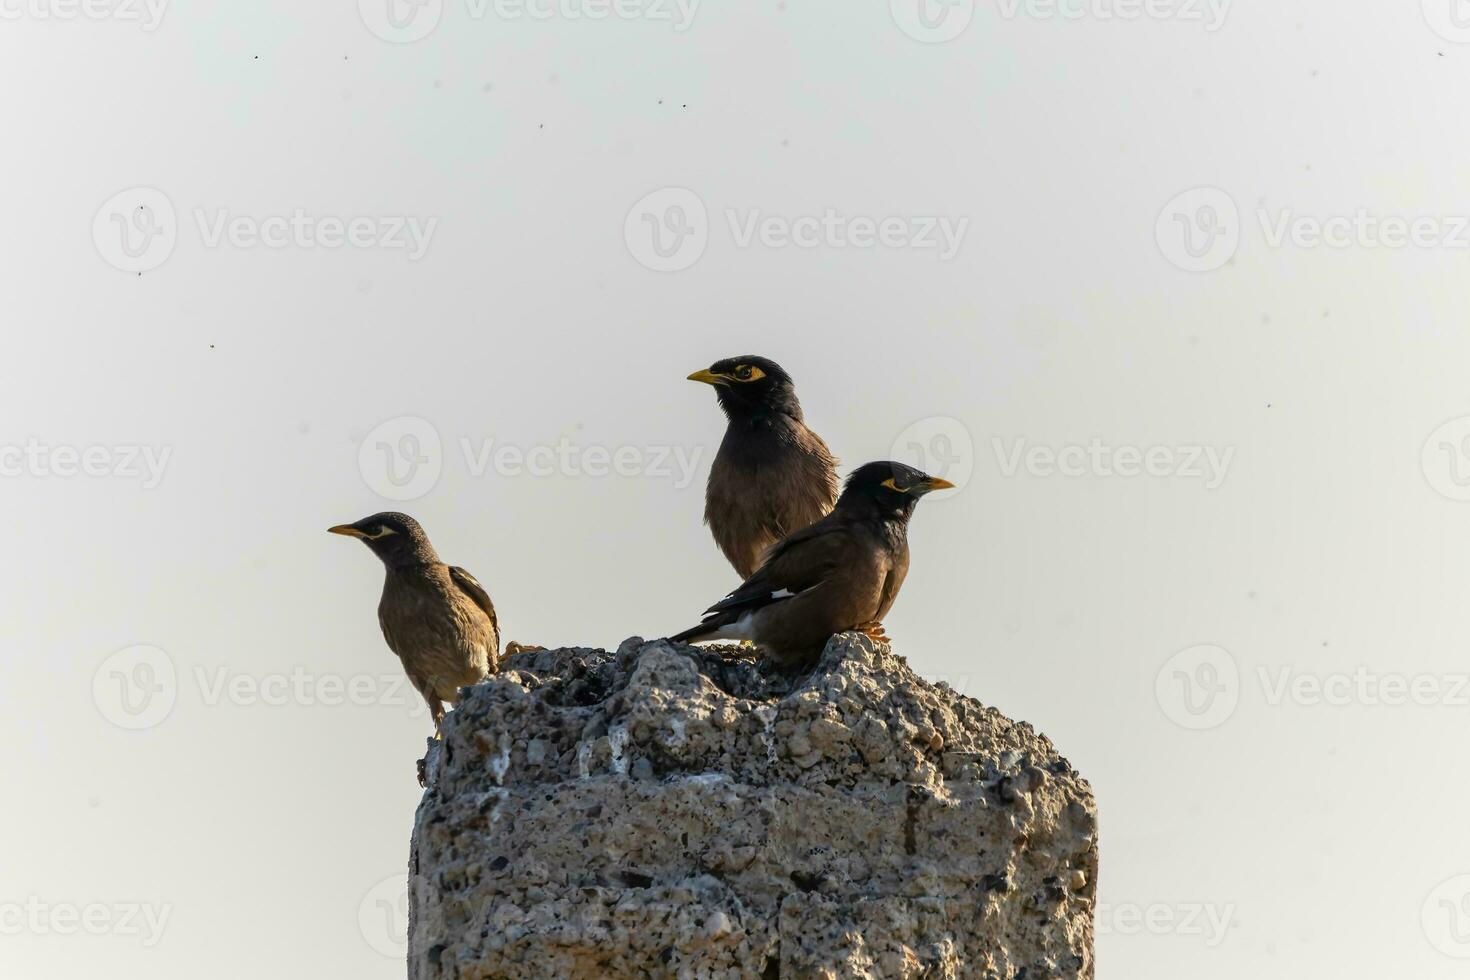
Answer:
(408, 633, 1097, 979)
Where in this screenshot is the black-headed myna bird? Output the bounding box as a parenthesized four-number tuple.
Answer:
(670, 461, 954, 666)
(329, 512, 499, 732)
(688, 355, 839, 578)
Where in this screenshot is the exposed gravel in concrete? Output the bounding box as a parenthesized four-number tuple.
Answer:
(408, 633, 1097, 979)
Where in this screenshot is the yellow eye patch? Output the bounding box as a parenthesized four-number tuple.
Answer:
(880, 477, 905, 492)
(732, 364, 766, 382)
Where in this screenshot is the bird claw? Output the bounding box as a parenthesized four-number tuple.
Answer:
(856, 622, 890, 644)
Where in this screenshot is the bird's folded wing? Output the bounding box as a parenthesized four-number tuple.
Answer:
(702, 520, 848, 617)
(448, 566, 500, 644)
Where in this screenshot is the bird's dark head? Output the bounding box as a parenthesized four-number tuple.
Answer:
(837, 461, 956, 520)
(328, 512, 440, 568)
(687, 355, 802, 420)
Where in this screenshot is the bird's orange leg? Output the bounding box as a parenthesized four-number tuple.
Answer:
(856, 621, 890, 643)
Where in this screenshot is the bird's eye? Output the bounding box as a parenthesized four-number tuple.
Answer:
(732, 365, 765, 382)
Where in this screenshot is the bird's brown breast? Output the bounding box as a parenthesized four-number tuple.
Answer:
(706, 417, 839, 578)
(378, 564, 497, 702)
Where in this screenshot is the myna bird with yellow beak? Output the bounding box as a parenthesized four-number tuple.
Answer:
(670, 461, 954, 667)
(688, 355, 839, 579)
(328, 512, 499, 734)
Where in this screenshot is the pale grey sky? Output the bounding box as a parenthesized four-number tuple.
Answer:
(4, 1, 1470, 977)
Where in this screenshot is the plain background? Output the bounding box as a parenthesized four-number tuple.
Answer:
(4, 0, 1470, 976)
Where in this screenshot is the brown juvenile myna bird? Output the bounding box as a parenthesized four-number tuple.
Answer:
(328, 512, 499, 732)
(688, 355, 839, 578)
(670, 461, 954, 666)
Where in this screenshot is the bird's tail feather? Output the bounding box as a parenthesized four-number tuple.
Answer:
(669, 624, 714, 644)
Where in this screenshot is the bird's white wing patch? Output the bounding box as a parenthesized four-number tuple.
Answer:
(770, 583, 822, 601)
(705, 611, 757, 642)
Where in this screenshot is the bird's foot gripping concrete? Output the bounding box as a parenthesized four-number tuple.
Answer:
(856, 620, 891, 644)
(408, 633, 1098, 980)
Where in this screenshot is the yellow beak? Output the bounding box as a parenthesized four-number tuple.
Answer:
(327, 524, 367, 538)
(687, 369, 727, 386)
(924, 477, 957, 492)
